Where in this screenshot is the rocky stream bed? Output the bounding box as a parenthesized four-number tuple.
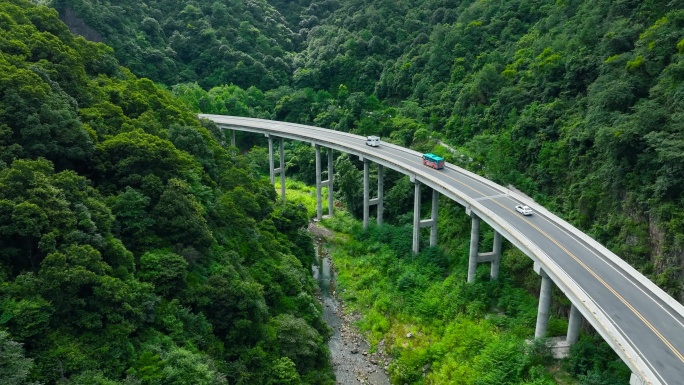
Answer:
(309, 222, 391, 385)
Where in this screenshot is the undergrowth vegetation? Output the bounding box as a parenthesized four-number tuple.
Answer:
(319, 210, 630, 385)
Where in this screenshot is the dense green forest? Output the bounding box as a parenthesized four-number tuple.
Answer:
(0, 1, 334, 383)
(3, 0, 683, 383)
(169, 0, 683, 299)
(49, 0, 341, 89)
(51, 0, 684, 286)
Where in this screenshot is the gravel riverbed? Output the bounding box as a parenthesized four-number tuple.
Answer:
(309, 223, 391, 385)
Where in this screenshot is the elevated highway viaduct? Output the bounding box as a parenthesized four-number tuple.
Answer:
(200, 114, 684, 385)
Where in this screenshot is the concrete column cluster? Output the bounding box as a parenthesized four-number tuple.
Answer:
(467, 212, 502, 282)
(362, 161, 384, 229)
(464, 210, 583, 349)
(327, 150, 334, 217)
(268, 135, 286, 200)
(532, 262, 583, 345)
(412, 180, 421, 254)
(315, 145, 334, 220)
(411, 180, 439, 254)
(236, 127, 599, 371)
(429, 189, 438, 246)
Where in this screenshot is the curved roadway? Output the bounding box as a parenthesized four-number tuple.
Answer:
(200, 114, 684, 385)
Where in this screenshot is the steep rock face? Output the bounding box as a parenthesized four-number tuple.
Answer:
(58, 7, 102, 42)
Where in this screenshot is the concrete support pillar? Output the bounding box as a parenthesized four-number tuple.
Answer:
(566, 304, 582, 345)
(364, 162, 384, 229)
(363, 159, 370, 229)
(467, 214, 480, 283)
(315, 146, 333, 220)
(535, 268, 553, 339)
(490, 231, 502, 280)
(315, 145, 323, 220)
(327, 149, 334, 216)
(415, 186, 440, 252)
(376, 165, 384, 225)
(278, 138, 285, 200)
(429, 189, 438, 246)
(230, 130, 236, 147)
(468, 214, 502, 282)
(412, 180, 421, 254)
(268, 136, 275, 184)
(267, 136, 285, 199)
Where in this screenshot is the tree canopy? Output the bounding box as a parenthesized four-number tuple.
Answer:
(167, 0, 684, 299)
(0, 1, 333, 383)
(3, 0, 684, 383)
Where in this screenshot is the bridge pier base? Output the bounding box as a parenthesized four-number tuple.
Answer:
(534, 263, 553, 339)
(268, 136, 285, 200)
(315, 145, 333, 220)
(363, 161, 385, 229)
(230, 129, 236, 147)
(536, 303, 584, 359)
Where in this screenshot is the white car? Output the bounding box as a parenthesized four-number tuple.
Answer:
(365, 136, 380, 147)
(515, 204, 533, 216)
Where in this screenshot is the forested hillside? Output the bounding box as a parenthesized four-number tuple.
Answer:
(0, 1, 334, 383)
(3, 0, 680, 382)
(171, 0, 684, 300)
(50, 0, 335, 90)
(294, 0, 684, 298)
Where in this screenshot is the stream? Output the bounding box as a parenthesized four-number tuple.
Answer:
(310, 223, 391, 385)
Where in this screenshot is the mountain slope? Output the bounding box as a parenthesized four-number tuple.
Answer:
(51, 0, 304, 89)
(0, 1, 333, 383)
(292, 0, 684, 297)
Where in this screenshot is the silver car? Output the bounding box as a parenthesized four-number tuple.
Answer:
(515, 204, 533, 216)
